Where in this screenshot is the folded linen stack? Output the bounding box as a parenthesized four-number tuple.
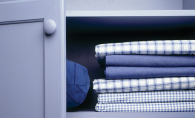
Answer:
(93, 40, 195, 112)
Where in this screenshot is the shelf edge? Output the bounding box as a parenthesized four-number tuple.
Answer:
(66, 10, 195, 17)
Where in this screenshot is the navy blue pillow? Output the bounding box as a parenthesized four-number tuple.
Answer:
(66, 59, 90, 108)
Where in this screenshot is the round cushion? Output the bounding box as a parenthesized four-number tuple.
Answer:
(66, 59, 90, 108)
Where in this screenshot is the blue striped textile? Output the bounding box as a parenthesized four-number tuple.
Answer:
(105, 67, 195, 79)
(105, 55, 195, 67)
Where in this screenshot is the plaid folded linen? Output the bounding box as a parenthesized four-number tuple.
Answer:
(98, 90, 195, 104)
(95, 40, 195, 66)
(93, 77, 195, 93)
(95, 102, 195, 112)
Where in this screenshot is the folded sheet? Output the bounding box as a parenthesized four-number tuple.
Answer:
(98, 90, 195, 104)
(93, 78, 195, 93)
(106, 55, 195, 67)
(95, 40, 195, 67)
(95, 102, 195, 112)
(106, 67, 195, 79)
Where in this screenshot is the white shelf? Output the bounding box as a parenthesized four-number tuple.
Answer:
(66, 10, 195, 17)
(67, 112, 195, 118)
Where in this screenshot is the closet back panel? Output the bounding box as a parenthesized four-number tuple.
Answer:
(66, 16, 195, 111)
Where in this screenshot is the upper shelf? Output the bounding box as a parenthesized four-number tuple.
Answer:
(66, 10, 195, 17)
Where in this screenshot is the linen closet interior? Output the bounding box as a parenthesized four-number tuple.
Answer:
(66, 16, 195, 112)
(65, 1, 195, 117)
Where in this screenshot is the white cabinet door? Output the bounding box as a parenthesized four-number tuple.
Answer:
(0, 1, 66, 118)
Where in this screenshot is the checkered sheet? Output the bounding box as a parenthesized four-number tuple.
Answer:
(98, 90, 195, 103)
(95, 102, 195, 112)
(93, 77, 195, 93)
(95, 40, 195, 65)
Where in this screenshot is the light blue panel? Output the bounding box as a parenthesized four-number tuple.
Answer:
(183, 0, 195, 9)
(0, 0, 32, 2)
(0, 22, 44, 118)
(0, 0, 52, 22)
(0, 0, 66, 118)
(66, 0, 182, 10)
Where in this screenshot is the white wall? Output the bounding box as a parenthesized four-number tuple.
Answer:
(66, 0, 183, 11)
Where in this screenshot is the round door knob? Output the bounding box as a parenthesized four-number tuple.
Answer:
(44, 19, 56, 34)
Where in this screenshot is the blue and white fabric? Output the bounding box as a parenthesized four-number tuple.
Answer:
(95, 102, 195, 112)
(105, 67, 195, 79)
(93, 77, 195, 93)
(95, 40, 195, 66)
(97, 90, 195, 103)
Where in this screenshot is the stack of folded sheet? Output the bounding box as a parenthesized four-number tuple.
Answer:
(93, 40, 195, 112)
